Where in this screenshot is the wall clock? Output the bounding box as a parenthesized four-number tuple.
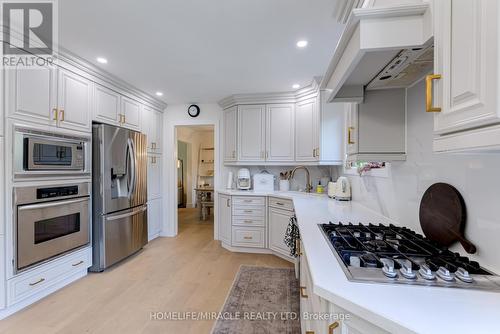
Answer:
(188, 104, 200, 118)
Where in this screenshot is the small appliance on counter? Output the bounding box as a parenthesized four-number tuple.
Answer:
(236, 168, 251, 190)
(335, 176, 351, 201)
(327, 182, 337, 198)
(253, 171, 274, 192)
(226, 171, 234, 189)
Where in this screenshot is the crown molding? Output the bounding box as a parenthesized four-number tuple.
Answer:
(218, 78, 322, 109)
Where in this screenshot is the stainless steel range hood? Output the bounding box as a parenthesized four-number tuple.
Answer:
(321, 2, 433, 103)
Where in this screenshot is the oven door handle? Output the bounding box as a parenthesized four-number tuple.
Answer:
(18, 197, 89, 211)
(105, 206, 147, 221)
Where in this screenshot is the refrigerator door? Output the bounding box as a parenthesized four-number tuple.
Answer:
(91, 205, 148, 272)
(93, 124, 147, 215)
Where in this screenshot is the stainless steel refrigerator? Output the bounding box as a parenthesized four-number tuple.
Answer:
(90, 123, 148, 272)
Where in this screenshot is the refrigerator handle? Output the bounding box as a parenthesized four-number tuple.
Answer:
(127, 138, 137, 198)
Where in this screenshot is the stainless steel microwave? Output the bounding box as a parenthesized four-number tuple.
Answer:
(14, 128, 90, 176)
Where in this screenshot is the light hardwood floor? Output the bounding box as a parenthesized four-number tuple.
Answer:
(0, 208, 292, 334)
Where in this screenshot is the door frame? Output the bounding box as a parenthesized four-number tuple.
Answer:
(163, 120, 220, 240)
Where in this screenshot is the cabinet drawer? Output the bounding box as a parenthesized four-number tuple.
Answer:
(232, 196, 266, 207)
(232, 227, 266, 248)
(232, 217, 265, 227)
(8, 247, 91, 306)
(232, 207, 265, 217)
(269, 197, 294, 211)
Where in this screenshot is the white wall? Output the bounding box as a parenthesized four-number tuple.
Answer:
(162, 103, 222, 237)
(345, 80, 500, 273)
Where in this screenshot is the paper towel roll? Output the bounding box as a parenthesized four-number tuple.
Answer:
(226, 171, 234, 189)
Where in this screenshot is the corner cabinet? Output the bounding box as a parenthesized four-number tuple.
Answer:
(432, 0, 500, 152)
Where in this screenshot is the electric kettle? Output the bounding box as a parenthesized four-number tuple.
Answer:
(335, 177, 351, 201)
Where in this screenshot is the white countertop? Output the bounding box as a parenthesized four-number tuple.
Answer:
(217, 189, 500, 334)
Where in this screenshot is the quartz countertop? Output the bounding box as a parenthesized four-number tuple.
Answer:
(217, 189, 500, 333)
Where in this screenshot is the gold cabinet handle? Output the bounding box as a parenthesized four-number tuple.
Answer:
(426, 74, 442, 112)
(313, 148, 316, 157)
(52, 108, 58, 121)
(316, 147, 319, 157)
(276, 202, 284, 206)
(296, 239, 303, 256)
(226, 198, 230, 207)
(29, 278, 45, 286)
(243, 236, 253, 240)
(59, 109, 65, 122)
(300, 286, 308, 298)
(72, 260, 84, 267)
(306, 332, 315, 334)
(244, 220, 253, 224)
(328, 321, 340, 334)
(348, 127, 355, 145)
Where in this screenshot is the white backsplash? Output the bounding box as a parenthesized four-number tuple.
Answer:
(224, 166, 338, 192)
(343, 80, 500, 273)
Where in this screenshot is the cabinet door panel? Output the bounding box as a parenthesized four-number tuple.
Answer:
(346, 103, 358, 156)
(268, 207, 293, 259)
(295, 99, 318, 161)
(266, 104, 295, 161)
(57, 68, 92, 132)
(121, 97, 141, 130)
(94, 84, 120, 125)
(142, 106, 161, 152)
(6, 66, 57, 126)
(147, 155, 162, 200)
(147, 198, 162, 241)
(238, 105, 265, 161)
(434, 0, 499, 134)
(218, 194, 232, 244)
(223, 106, 238, 162)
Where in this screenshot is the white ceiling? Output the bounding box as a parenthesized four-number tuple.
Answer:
(59, 0, 343, 104)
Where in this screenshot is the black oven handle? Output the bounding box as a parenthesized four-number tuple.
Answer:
(18, 197, 89, 211)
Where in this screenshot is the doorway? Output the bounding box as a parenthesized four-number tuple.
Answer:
(175, 125, 215, 236)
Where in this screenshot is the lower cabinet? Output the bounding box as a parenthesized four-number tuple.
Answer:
(268, 198, 294, 260)
(147, 198, 162, 241)
(218, 193, 232, 245)
(299, 241, 389, 334)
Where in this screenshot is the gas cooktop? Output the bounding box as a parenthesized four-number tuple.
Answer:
(319, 222, 500, 291)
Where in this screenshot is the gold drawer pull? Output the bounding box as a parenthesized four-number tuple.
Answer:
(348, 127, 355, 144)
(243, 236, 253, 240)
(52, 108, 58, 121)
(244, 210, 253, 213)
(29, 278, 45, 286)
(244, 200, 253, 203)
(59, 109, 65, 121)
(244, 220, 253, 224)
(329, 321, 340, 334)
(300, 286, 308, 298)
(306, 332, 315, 334)
(72, 260, 84, 267)
(296, 239, 303, 256)
(276, 202, 284, 206)
(426, 74, 442, 112)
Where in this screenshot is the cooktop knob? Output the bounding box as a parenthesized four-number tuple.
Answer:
(418, 264, 436, 281)
(455, 267, 474, 283)
(381, 259, 397, 278)
(399, 263, 417, 280)
(437, 266, 455, 282)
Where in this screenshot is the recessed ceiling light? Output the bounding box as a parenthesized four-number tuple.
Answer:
(292, 84, 300, 89)
(155, 91, 164, 97)
(96, 57, 108, 64)
(296, 40, 308, 48)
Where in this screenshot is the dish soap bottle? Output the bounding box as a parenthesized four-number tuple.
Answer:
(316, 180, 324, 194)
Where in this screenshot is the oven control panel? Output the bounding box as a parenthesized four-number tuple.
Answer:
(37, 186, 79, 199)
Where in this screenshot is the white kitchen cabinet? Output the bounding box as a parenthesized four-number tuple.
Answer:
(218, 194, 232, 245)
(266, 104, 295, 162)
(147, 154, 162, 200)
(433, 0, 500, 152)
(268, 206, 294, 260)
(94, 84, 121, 125)
(295, 98, 319, 162)
(223, 106, 238, 162)
(238, 105, 266, 161)
(121, 96, 141, 131)
(319, 91, 345, 165)
(345, 89, 406, 162)
(147, 198, 162, 241)
(56, 67, 93, 132)
(5, 65, 58, 127)
(142, 105, 162, 153)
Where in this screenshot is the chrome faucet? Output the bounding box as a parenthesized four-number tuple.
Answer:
(289, 166, 313, 193)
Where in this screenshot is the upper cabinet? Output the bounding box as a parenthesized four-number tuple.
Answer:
(238, 105, 266, 161)
(266, 104, 295, 162)
(223, 106, 238, 162)
(57, 67, 93, 132)
(220, 81, 344, 166)
(295, 98, 319, 162)
(141, 105, 162, 153)
(94, 84, 121, 125)
(121, 96, 141, 131)
(5, 65, 57, 127)
(432, 0, 500, 153)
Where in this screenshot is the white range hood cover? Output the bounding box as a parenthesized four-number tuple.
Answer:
(321, 2, 433, 103)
